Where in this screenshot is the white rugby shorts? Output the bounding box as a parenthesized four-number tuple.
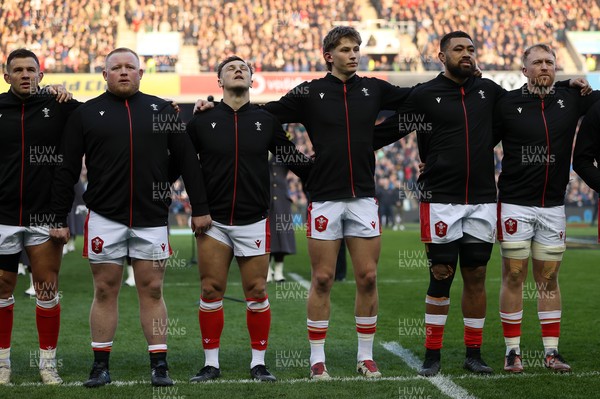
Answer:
(84, 211, 171, 265)
(0, 225, 50, 254)
(307, 198, 380, 240)
(205, 219, 270, 257)
(420, 202, 496, 244)
(497, 203, 566, 246)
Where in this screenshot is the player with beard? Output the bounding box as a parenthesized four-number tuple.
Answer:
(396, 31, 500, 377)
(50, 48, 211, 387)
(373, 32, 588, 377)
(496, 45, 600, 373)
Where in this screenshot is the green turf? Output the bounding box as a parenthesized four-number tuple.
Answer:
(1, 223, 599, 398)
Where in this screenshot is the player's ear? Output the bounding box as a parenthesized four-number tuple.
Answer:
(218, 78, 223, 88)
(323, 52, 333, 64)
(438, 51, 445, 64)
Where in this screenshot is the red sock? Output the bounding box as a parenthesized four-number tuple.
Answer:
(246, 297, 271, 350)
(0, 303, 14, 349)
(36, 303, 60, 349)
(199, 298, 224, 350)
(464, 326, 483, 348)
(539, 310, 561, 337)
(307, 320, 328, 341)
(425, 313, 447, 350)
(541, 322, 560, 337)
(500, 311, 522, 339)
(425, 324, 445, 350)
(463, 318, 485, 348)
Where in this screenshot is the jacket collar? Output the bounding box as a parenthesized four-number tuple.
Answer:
(5, 87, 43, 103)
(104, 90, 142, 102)
(435, 72, 475, 89)
(324, 72, 359, 84)
(217, 100, 251, 113)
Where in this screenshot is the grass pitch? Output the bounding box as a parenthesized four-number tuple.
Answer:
(1, 224, 599, 398)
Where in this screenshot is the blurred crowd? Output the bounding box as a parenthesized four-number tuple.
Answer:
(122, 0, 362, 72)
(120, 0, 600, 72)
(2, 0, 598, 73)
(0, 0, 120, 73)
(375, 0, 600, 71)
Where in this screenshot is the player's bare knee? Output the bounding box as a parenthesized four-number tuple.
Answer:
(94, 282, 117, 302)
(144, 281, 164, 301)
(201, 281, 226, 299)
(464, 263, 487, 280)
(355, 269, 377, 291)
(243, 281, 266, 299)
(463, 280, 486, 297)
(312, 272, 334, 293)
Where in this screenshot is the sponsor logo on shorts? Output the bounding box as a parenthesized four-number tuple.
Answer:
(315, 215, 328, 232)
(255, 239, 262, 248)
(434, 221, 447, 237)
(370, 221, 376, 229)
(91, 236, 104, 254)
(505, 218, 518, 235)
(161, 243, 166, 251)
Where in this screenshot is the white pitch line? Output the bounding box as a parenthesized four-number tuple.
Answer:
(382, 341, 478, 399)
(11, 370, 600, 387)
(453, 370, 600, 380)
(287, 272, 477, 399)
(11, 375, 423, 387)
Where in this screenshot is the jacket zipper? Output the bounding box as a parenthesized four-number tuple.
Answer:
(460, 87, 470, 204)
(230, 112, 239, 225)
(125, 99, 134, 227)
(19, 104, 25, 226)
(541, 99, 550, 207)
(343, 84, 356, 197)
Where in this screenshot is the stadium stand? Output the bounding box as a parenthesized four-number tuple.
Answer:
(1, 0, 596, 222)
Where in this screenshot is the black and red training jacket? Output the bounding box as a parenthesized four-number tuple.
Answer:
(52, 90, 208, 227)
(0, 89, 80, 226)
(263, 73, 411, 202)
